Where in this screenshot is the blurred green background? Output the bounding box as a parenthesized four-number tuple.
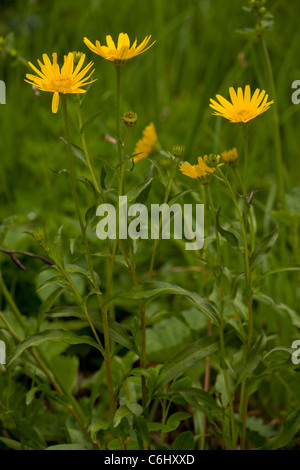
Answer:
(0, 1, 300, 447)
(1, 0, 300, 219)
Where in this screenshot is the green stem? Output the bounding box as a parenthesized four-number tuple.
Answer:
(76, 96, 101, 194)
(115, 65, 122, 166)
(128, 248, 147, 409)
(206, 186, 236, 449)
(241, 124, 249, 199)
(61, 95, 116, 416)
(217, 168, 253, 449)
(106, 66, 123, 299)
(149, 167, 176, 279)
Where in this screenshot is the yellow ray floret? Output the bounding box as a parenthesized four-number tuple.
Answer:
(179, 156, 217, 184)
(132, 123, 160, 163)
(209, 85, 273, 123)
(25, 52, 96, 113)
(83, 33, 155, 64)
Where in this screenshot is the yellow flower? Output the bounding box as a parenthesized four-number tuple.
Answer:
(83, 33, 155, 65)
(221, 148, 238, 167)
(179, 157, 216, 184)
(132, 123, 160, 163)
(209, 85, 273, 123)
(25, 52, 96, 113)
(203, 153, 222, 169)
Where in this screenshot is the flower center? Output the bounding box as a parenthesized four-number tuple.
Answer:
(52, 77, 73, 93)
(234, 109, 251, 121)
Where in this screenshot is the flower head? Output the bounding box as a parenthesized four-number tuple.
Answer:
(179, 156, 217, 185)
(83, 33, 155, 65)
(203, 153, 222, 169)
(25, 52, 96, 113)
(123, 111, 138, 127)
(132, 123, 160, 163)
(221, 148, 239, 167)
(209, 85, 273, 123)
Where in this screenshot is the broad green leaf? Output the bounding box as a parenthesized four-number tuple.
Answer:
(216, 208, 239, 248)
(113, 404, 142, 428)
(177, 387, 223, 419)
(0, 437, 22, 450)
(157, 333, 230, 386)
(60, 137, 87, 166)
(109, 282, 219, 325)
(133, 416, 150, 450)
(172, 431, 195, 450)
(89, 419, 109, 443)
(7, 329, 103, 366)
(146, 317, 190, 362)
(250, 226, 278, 268)
(48, 306, 136, 352)
(127, 176, 153, 204)
(254, 292, 300, 329)
(259, 410, 300, 450)
(253, 265, 300, 286)
(237, 333, 266, 385)
(164, 412, 191, 432)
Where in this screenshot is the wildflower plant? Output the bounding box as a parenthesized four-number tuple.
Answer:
(0, 0, 299, 453)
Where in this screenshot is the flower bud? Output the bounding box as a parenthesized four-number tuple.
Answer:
(203, 153, 221, 168)
(123, 111, 138, 127)
(221, 147, 238, 167)
(172, 144, 185, 158)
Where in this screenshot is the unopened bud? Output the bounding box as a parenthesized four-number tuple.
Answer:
(122, 111, 138, 127)
(203, 153, 221, 168)
(172, 144, 185, 158)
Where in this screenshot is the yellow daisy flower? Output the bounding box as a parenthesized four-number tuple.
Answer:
(221, 148, 239, 167)
(209, 85, 273, 123)
(179, 157, 216, 184)
(83, 33, 155, 65)
(132, 123, 160, 163)
(25, 52, 96, 113)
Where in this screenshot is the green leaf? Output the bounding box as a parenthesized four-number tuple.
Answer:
(48, 225, 64, 266)
(0, 437, 22, 450)
(7, 329, 103, 366)
(127, 176, 153, 204)
(250, 226, 278, 268)
(46, 444, 88, 450)
(216, 208, 239, 248)
(110, 282, 219, 325)
(177, 387, 223, 419)
(253, 265, 300, 286)
(164, 412, 191, 432)
(113, 404, 142, 428)
(80, 111, 102, 133)
(172, 431, 195, 450)
(237, 333, 266, 385)
(133, 416, 150, 450)
(89, 419, 109, 443)
(48, 306, 136, 352)
(259, 410, 300, 450)
(60, 137, 87, 166)
(157, 333, 231, 386)
(49, 355, 79, 394)
(254, 292, 300, 329)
